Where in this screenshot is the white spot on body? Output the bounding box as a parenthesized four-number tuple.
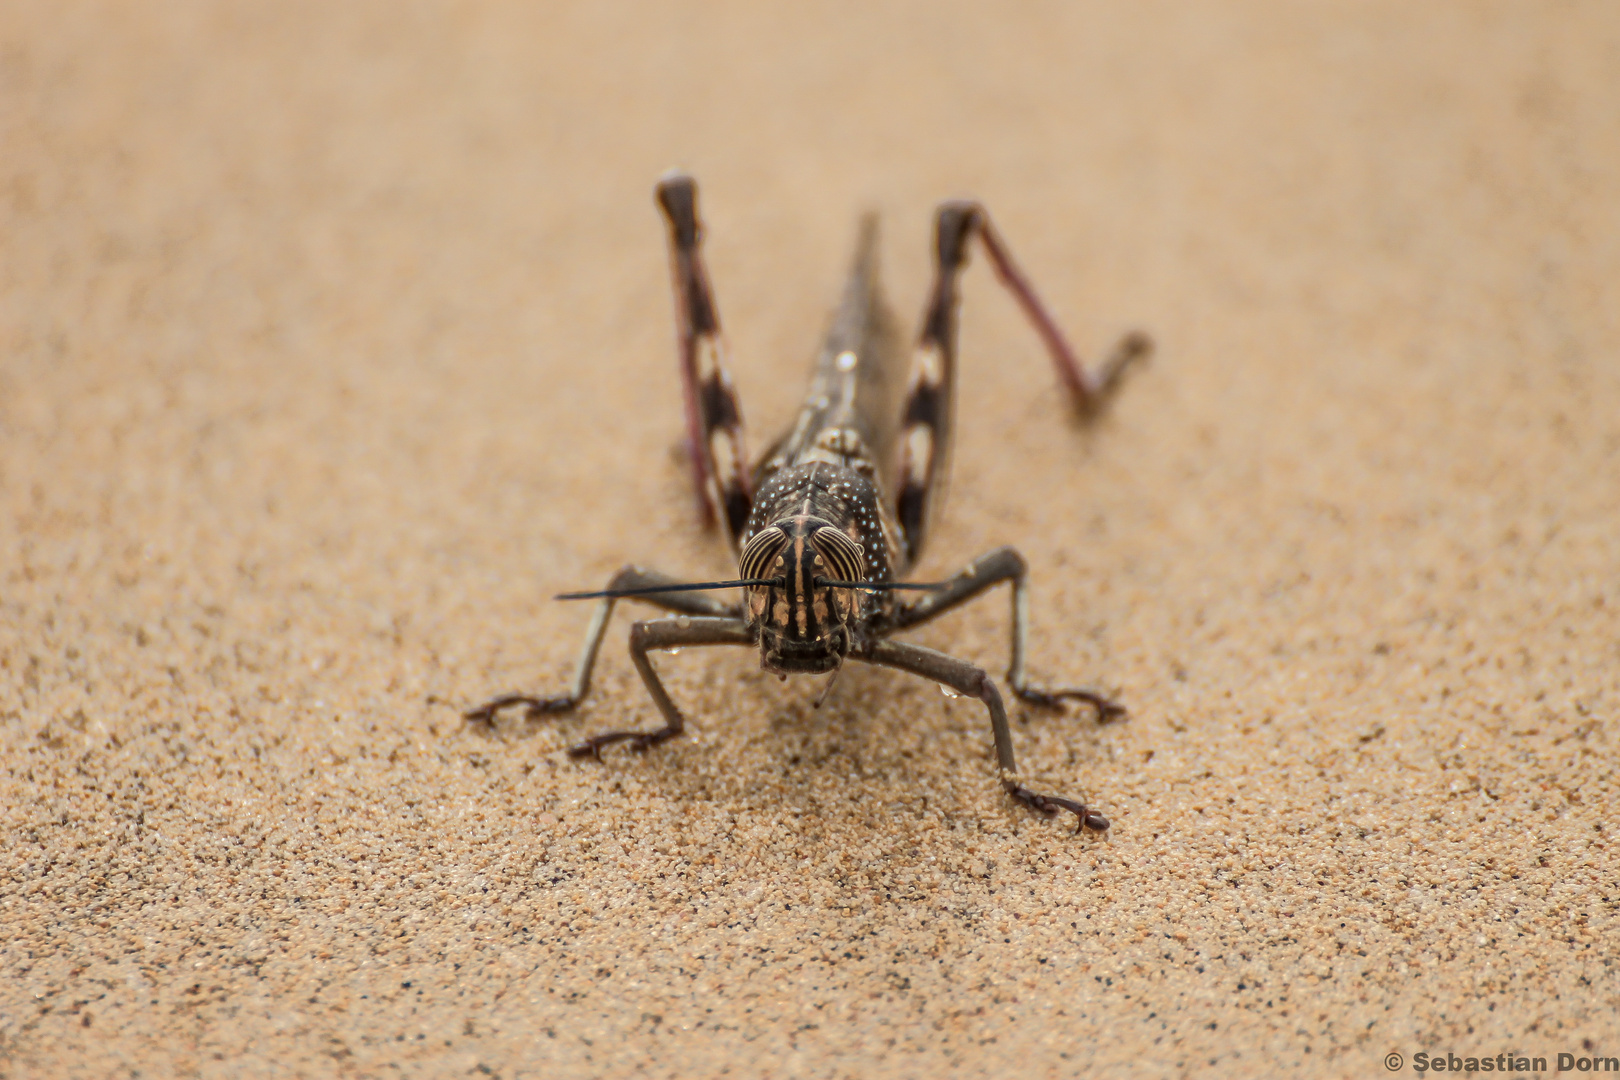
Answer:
(835, 350, 858, 371)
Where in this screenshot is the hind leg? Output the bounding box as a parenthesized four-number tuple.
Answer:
(894, 200, 1152, 565)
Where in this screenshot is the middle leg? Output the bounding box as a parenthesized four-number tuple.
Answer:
(464, 565, 740, 726)
(887, 545, 1123, 719)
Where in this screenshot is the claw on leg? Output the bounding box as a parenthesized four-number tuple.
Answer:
(1005, 780, 1111, 834)
(566, 726, 680, 759)
(464, 693, 577, 726)
(1012, 684, 1126, 722)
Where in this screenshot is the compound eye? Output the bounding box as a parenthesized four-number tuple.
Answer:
(739, 526, 788, 584)
(810, 526, 865, 587)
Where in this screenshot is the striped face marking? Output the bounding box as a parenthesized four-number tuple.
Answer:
(741, 512, 868, 674)
(740, 458, 898, 674)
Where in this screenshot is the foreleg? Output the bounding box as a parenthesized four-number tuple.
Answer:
(567, 615, 755, 758)
(889, 546, 1123, 719)
(861, 638, 1109, 833)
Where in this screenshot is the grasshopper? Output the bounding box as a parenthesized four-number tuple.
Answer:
(468, 174, 1150, 833)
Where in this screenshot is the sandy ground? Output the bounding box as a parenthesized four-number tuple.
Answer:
(2, 3, 1617, 1077)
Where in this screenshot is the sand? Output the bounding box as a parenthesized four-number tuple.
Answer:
(2, 2, 1616, 1077)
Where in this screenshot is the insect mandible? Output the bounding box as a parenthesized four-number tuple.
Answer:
(467, 173, 1152, 833)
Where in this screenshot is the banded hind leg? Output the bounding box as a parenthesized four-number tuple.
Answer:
(656, 173, 753, 547)
(861, 638, 1109, 833)
(464, 566, 740, 725)
(895, 200, 1153, 564)
(888, 546, 1124, 720)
